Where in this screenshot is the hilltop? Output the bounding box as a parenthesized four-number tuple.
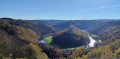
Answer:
(52, 25, 89, 48)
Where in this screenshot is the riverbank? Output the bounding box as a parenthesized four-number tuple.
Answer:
(39, 30, 98, 49)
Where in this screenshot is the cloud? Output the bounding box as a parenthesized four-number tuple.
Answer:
(79, 4, 120, 12)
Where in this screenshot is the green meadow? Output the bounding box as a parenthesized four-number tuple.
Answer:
(98, 40, 102, 43)
(44, 36, 53, 43)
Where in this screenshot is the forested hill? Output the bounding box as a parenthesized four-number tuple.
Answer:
(0, 18, 55, 45)
(0, 19, 38, 44)
(52, 20, 108, 31)
(88, 20, 120, 41)
(52, 25, 89, 48)
(0, 18, 56, 59)
(32, 20, 67, 25)
(0, 18, 55, 38)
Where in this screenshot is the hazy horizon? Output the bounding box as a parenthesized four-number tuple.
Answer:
(1, 17, 120, 20)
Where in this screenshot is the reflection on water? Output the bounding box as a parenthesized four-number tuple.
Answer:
(81, 30, 97, 48)
(39, 40, 47, 44)
(87, 35, 97, 48)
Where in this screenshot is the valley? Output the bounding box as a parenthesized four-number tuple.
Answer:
(0, 18, 120, 59)
(1, 0, 120, 59)
(39, 30, 98, 49)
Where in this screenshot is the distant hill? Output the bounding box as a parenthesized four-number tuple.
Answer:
(53, 20, 107, 31)
(32, 20, 67, 25)
(52, 25, 89, 48)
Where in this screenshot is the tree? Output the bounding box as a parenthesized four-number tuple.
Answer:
(115, 48, 120, 59)
(24, 44, 48, 59)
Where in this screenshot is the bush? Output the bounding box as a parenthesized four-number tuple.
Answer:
(0, 53, 4, 59)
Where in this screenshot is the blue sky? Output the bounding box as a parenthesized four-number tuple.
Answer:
(1, 0, 120, 20)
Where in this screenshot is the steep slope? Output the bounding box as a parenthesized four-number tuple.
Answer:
(88, 20, 120, 40)
(0, 18, 55, 39)
(0, 19, 39, 44)
(52, 25, 89, 48)
(0, 18, 50, 59)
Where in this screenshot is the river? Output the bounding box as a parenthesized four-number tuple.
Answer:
(39, 40, 47, 44)
(39, 31, 97, 48)
(87, 35, 97, 48)
(82, 30, 97, 48)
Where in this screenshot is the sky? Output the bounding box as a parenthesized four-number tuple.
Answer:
(1, 0, 120, 20)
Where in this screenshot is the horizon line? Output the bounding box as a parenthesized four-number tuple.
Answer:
(0, 17, 120, 20)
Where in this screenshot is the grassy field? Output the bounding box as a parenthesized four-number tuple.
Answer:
(98, 40, 102, 43)
(44, 36, 53, 43)
(91, 34, 98, 38)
